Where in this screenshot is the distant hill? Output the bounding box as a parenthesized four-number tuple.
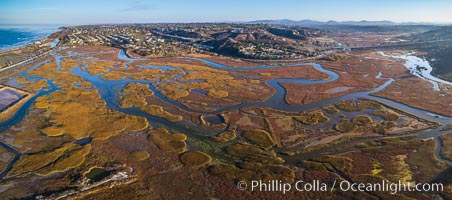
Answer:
(405, 26, 452, 81)
(406, 26, 452, 41)
(248, 19, 418, 27)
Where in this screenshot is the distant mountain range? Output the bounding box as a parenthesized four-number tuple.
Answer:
(247, 19, 438, 26)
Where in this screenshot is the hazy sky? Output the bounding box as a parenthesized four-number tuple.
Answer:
(1, 0, 451, 25)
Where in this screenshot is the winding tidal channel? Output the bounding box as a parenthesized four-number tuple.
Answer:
(0, 49, 451, 179)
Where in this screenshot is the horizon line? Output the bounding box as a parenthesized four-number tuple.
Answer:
(1, 18, 452, 26)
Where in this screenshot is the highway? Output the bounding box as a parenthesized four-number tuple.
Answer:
(0, 43, 60, 73)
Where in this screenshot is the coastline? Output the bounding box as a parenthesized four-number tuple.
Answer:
(0, 25, 61, 53)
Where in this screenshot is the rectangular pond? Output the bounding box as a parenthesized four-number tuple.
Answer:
(0, 88, 25, 111)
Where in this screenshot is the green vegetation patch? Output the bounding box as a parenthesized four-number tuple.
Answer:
(335, 100, 381, 112)
(131, 151, 150, 161)
(440, 133, 452, 160)
(7, 143, 86, 177)
(372, 110, 400, 121)
(209, 163, 294, 183)
(293, 111, 329, 125)
(335, 119, 359, 133)
(352, 115, 374, 125)
(36, 144, 91, 176)
(211, 130, 236, 143)
(312, 155, 353, 172)
(298, 160, 327, 170)
(121, 83, 183, 122)
(242, 129, 276, 148)
(225, 143, 284, 164)
(406, 140, 449, 183)
(375, 121, 397, 134)
(207, 89, 229, 98)
(180, 151, 212, 168)
(323, 106, 340, 114)
(148, 128, 187, 154)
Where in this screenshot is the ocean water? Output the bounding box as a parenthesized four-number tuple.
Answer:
(0, 25, 60, 51)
